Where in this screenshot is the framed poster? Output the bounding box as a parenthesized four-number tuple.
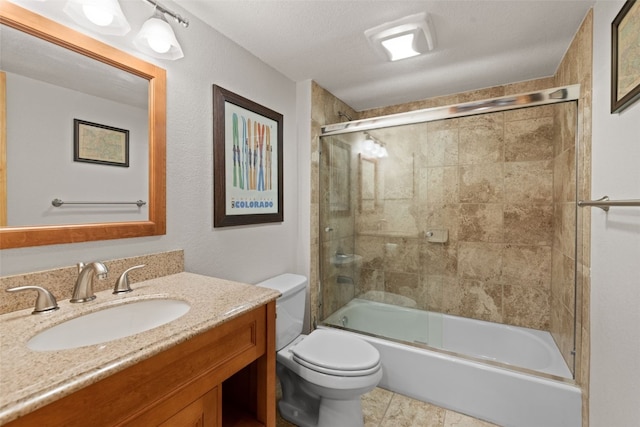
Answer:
(612, 0, 640, 113)
(73, 119, 129, 167)
(213, 85, 283, 227)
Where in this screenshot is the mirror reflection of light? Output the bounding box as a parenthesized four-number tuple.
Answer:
(361, 137, 388, 158)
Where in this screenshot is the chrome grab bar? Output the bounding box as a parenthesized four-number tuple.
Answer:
(52, 198, 146, 207)
(577, 196, 640, 212)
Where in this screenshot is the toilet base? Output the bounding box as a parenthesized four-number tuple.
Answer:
(279, 396, 364, 427)
(318, 397, 364, 427)
(278, 399, 318, 427)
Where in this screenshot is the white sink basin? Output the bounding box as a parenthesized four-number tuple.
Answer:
(27, 299, 190, 352)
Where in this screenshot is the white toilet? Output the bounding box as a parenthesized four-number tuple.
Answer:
(257, 274, 382, 427)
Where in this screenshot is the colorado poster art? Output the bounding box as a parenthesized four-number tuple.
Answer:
(224, 101, 279, 216)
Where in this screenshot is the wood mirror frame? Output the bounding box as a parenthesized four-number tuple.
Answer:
(0, 1, 166, 249)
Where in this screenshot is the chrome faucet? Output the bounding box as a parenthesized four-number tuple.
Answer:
(6, 285, 59, 314)
(71, 262, 108, 303)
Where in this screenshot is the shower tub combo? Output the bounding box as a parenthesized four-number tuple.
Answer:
(318, 86, 583, 427)
(321, 296, 581, 427)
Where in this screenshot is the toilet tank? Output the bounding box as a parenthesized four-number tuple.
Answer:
(256, 274, 307, 351)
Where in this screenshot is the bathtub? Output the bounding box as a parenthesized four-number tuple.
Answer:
(320, 298, 581, 427)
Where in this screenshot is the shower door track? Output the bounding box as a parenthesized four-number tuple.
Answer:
(321, 84, 580, 136)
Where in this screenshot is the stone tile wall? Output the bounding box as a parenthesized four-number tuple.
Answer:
(351, 104, 561, 330)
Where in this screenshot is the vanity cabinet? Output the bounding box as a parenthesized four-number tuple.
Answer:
(4, 301, 276, 427)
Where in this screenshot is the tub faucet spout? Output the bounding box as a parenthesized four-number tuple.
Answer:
(71, 262, 108, 303)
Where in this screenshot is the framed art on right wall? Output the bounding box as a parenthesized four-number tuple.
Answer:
(612, 0, 640, 113)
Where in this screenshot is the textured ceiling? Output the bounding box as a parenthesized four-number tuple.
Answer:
(180, 0, 595, 111)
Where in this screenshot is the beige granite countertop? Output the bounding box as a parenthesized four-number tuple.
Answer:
(0, 272, 280, 425)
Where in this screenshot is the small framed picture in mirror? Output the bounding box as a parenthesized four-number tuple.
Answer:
(73, 119, 130, 167)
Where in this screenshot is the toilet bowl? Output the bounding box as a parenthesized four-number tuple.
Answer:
(257, 274, 382, 427)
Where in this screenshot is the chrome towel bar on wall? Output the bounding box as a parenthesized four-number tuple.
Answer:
(51, 199, 147, 207)
(578, 196, 640, 212)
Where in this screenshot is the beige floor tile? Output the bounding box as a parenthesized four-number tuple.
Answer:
(443, 410, 500, 427)
(276, 386, 500, 427)
(379, 393, 446, 427)
(363, 387, 394, 426)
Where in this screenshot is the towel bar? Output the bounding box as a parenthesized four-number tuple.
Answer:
(51, 199, 146, 208)
(577, 196, 640, 212)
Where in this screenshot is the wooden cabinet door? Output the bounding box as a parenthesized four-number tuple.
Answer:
(158, 388, 220, 427)
(125, 387, 220, 427)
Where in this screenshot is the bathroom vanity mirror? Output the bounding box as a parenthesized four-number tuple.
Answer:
(0, 1, 166, 249)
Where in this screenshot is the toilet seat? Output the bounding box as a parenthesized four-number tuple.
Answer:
(291, 330, 380, 377)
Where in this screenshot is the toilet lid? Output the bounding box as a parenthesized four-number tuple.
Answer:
(291, 330, 380, 377)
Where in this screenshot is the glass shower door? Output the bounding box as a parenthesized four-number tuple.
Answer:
(318, 130, 444, 349)
(318, 98, 579, 379)
(318, 134, 358, 320)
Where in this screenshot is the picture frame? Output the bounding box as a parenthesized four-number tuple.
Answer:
(611, 0, 640, 113)
(73, 119, 129, 167)
(213, 85, 283, 227)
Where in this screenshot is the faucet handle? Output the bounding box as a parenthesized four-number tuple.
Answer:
(113, 265, 145, 294)
(6, 286, 59, 314)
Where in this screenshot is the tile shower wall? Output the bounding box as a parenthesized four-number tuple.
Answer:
(353, 105, 561, 330)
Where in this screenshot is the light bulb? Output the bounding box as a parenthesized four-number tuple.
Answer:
(64, 0, 131, 35)
(148, 36, 171, 53)
(82, 4, 114, 26)
(134, 14, 183, 58)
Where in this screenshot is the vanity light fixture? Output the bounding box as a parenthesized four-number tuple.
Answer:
(63, 0, 131, 36)
(134, 0, 189, 60)
(365, 12, 436, 62)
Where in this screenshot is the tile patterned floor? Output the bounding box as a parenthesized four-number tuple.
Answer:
(277, 387, 500, 427)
